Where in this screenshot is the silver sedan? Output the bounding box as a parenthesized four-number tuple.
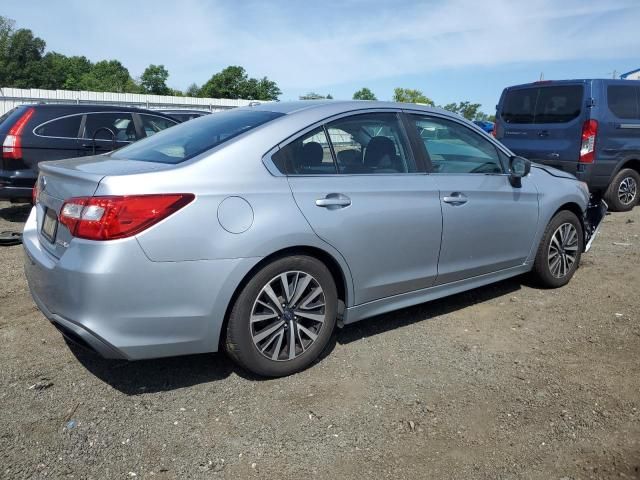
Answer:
(23, 101, 605, 377)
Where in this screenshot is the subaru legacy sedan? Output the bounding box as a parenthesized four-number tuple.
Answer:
(23, 101, 606, 377)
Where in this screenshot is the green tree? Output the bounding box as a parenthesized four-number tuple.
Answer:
(393, 88, 434, 105)
(353, 87, 377, 100)
(200, 66, 280, 100)
(442, 101, 482, 120)
(1, 28, 46, 88)
(79, 60, 138, 93)
(185, 82, 200, 97)
(60, 55, 92, 90)
(140, 64, 171, 95)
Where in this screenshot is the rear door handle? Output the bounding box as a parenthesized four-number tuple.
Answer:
(443, 192, 468, 205)
(538, 130, 549, 137)
(315, 194, 351, 208)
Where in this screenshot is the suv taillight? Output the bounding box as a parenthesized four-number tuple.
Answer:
(59, 194, 195, 240)
(580, 119, 598, 163)
(2, 107, 35, 160)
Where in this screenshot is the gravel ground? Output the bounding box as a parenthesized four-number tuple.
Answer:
(0, 200, 639, 480)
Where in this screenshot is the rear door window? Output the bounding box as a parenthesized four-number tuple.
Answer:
(34, 115, 82, 138)
(502, 85, 584, 124)
(607, 85, 640, 119)
(84, 112, 136, 142)
(272, 127, 336, 174)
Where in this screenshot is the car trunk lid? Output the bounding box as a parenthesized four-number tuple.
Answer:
(35, 155, 173, 258)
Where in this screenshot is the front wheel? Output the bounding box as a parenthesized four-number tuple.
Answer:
(531, 210, 584, 288)
(225, 255, 337, 377)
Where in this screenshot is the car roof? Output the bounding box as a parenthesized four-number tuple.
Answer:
(243, 100, 447, 116)
(18, 103, 177, 116)
(503, 78, 637, 90)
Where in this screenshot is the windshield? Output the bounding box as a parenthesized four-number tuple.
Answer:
(111, 109, 284, 163)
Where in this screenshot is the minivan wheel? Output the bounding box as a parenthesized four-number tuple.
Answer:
(531, 210, 584, 288)
(225, 255, 337, 377)
(605, 168, 639, 212)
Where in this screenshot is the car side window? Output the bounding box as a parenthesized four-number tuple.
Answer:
(34, 115, 82, 138)
(140, 114, 177, 137)
(327, 113, 416, 174)
(410, 115, 503, 174)
(83, 113, 136, 142)
(607, 85, 640, 120)
(272, 127, 337, 175)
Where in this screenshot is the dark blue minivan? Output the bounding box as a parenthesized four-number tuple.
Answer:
(495, 79, 640, 211)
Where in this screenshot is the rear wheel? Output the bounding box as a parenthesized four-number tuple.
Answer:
(225, 255, 337, 377)
(531, 210, 584, 288)
(604, 168, 639, 212)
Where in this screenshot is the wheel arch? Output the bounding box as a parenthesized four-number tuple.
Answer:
(551, 202, 586, 241)
(218, 245, 351, 349)
(615, 157, 640, 176)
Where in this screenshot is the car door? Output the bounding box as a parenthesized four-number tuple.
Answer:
(406, 113, 539, 285)
(275, 111, 442, 305)
(496, 83, 587, 176)
(597, 83, 640, 180)
(79, 112, 136, 156)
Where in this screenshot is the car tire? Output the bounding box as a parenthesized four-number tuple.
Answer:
(604, 168, 639, 212)
(225, 255, 337, 377)
(531, 210, 584, 288)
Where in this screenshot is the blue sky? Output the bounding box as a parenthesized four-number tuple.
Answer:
(3, 0, 640, 113)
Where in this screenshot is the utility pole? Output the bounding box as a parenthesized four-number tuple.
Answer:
(608, 70, 618, 79)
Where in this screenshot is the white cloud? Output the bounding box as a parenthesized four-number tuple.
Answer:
(6, 0, 640, 90)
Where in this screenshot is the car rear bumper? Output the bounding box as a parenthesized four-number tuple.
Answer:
(22, 208, 261, 360)
(0, 169, 37, 199)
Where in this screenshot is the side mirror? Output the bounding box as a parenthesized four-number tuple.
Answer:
(509, 156, 531, 188)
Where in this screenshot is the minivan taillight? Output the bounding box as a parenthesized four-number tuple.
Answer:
(59, 194, 195, 240)
(2, 107, 35, 160)
(579, 119, 598, 163)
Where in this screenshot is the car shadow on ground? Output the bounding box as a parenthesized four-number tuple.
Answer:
(0, 203, 31, 223)
(69, 277, 525, 395)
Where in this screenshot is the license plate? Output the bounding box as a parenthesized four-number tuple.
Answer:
(41, 208, 58, 243)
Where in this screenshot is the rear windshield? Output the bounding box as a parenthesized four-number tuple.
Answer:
(111, 109, 284, 164)
(501, 85, 584, 124)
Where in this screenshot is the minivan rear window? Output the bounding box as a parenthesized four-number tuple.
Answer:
(111, 109, 284, 164)
(501, 85, 584, 124)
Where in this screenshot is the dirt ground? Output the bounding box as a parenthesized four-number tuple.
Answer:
(0, 199, 638, 480)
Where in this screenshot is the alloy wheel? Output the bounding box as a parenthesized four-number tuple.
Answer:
(548, 222, 579, 279)
(250, 271, 326, 361)
(618, 176, 638, 206)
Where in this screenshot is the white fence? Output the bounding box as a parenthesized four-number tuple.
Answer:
(0, 87, 259, 115)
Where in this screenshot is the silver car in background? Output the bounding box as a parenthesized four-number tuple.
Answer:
(23, 101, 605, 377)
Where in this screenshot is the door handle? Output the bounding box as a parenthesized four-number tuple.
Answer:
(442, 192, 468, 205)
(315, 194, 351, 208)
(538, 130, 549, 137)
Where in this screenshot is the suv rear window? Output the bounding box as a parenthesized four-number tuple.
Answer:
(112, 109, 284, 164)
(501, 85, 584, 124)
(607, 85, 640, 119)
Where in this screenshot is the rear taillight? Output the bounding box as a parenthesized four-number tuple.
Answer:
(2, 107, 35, 160)
(59, 194, 194, 240)
(491, 122, 497, 137)
(580, 119, 598, 163)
